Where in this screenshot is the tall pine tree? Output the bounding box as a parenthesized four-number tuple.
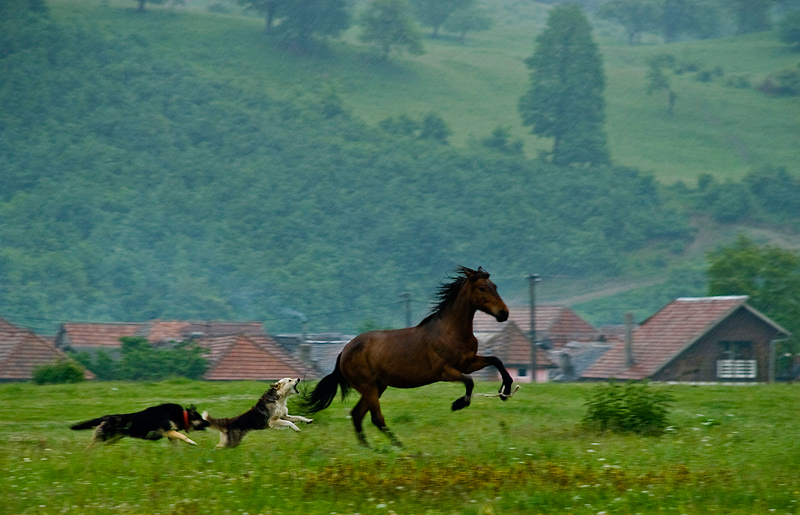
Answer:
(518, 4, 609, 166)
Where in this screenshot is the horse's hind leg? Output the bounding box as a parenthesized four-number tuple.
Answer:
(353, 385, 402, 448)
(369, 385, 403, 447)
(350, 396, 370, 447)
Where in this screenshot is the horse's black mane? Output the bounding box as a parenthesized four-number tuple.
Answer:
(419, 266, 489, 325)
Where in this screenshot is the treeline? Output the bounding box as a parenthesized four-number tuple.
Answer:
(560, 0, 800, 43)
(0, 5, 696, 333)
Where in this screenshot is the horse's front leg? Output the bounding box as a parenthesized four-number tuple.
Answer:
(465, 355, 514, 400)
(442, 366, 474, 411)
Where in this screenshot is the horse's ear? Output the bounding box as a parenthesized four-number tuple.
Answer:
(459, 265, 477, 278)
(477, 266, 489, 278)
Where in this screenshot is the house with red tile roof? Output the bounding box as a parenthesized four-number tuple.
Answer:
(197, 333, 315, 380)
(0, 316, 94, 381)
(474, 305, 599, 348)
(581, 296, 791, 383)
(55, 320, 267, 354)
(476, 322, 557, 383)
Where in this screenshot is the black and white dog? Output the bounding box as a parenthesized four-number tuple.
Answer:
(71, 403, 209, 447)
(203, 378, 313, 449)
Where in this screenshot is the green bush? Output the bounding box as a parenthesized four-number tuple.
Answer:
(32, 360, 86, 384)
(725, 74, 752, 89)
(758, 65, 800, 96)
(114, 337, 209, 381)
(778, 10, 800, 50)
(581, 380, 672, 436)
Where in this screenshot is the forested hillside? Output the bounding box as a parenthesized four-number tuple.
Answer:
(1, 0, 798, 335)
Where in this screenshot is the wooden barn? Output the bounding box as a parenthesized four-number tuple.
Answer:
(581, 296, 791, 383)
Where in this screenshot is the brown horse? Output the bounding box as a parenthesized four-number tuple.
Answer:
(304, 266, 514, 447)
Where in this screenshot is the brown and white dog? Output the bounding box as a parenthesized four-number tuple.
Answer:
(71, 403, 209, 448)
(202, 378, 313, 449)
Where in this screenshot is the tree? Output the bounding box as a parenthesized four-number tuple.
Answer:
(481, 126, 524, 155)
(131, 0, 165, 12)
(646, 53, 677, 115)
(359, 0, 424, 59)
(660, 0, 720, 42)
(273, 0, 351, 45)
(409, 0, 474, 38)
(115, 337, 208, 381)
(778, 10, 800, 50)
(419, 112, 451, 143)
(518, 4, 609, 166)
(707, 235, 800, 377)
(729, 0, 773, 34)
(443, 5, 493, 44)
(238, 0, 284, 33)
(598, 0, 660, 45)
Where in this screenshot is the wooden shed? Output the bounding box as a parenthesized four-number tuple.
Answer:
(581, 296, 791, 383)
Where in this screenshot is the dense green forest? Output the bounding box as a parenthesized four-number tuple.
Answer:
(1, 0, 799, 334)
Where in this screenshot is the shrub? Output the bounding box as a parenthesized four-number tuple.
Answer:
(758, 65, 800, 96)
(115, 337, 208, 381)
(725, 74, 751, 89)
(582, 380, 672, 436)
(778, 10, 800, 50)
(32, 360, 86, 385)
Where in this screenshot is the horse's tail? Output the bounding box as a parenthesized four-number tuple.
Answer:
(303, 354, 350, 414)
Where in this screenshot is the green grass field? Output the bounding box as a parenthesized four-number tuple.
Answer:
(48, 0, 800, 184)
(2, 379, 800, 514)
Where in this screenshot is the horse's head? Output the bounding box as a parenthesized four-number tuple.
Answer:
(461, 266, 509, 322)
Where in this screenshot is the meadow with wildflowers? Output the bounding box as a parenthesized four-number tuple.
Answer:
(1, 379, 799, 514)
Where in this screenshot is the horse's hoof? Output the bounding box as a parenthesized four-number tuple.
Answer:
(451, 397, 471, 411)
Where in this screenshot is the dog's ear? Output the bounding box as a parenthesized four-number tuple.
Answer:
(189, 404, 197, 411)
(271, 382, 280, 389)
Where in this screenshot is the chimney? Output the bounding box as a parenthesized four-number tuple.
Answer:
(296, 320, 312, 367)
(624, 312, 635, 368)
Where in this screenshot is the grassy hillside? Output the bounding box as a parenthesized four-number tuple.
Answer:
(48, 0, 800, 184)
(2, 380, 800, 514)
(2, 0, 798, 333)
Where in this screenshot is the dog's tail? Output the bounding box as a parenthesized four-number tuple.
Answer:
(303, 354, 350, 414)
(70, 417, 106, 430)
(201, 411, 229, 432)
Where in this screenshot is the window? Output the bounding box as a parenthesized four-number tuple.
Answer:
(719, 341, 753, 360)
(518, 368, 528, 377)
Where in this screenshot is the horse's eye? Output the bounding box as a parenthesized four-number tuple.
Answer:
(478, 286, 487, 292)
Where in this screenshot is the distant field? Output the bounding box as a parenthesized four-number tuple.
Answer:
(48, 0, 799, 184)
(2, 379, 800, 514)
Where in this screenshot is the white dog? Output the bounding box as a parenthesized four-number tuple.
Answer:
(202, 378, 313, 449)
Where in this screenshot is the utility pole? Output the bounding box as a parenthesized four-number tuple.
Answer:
(528, 274, 540, 383)
(399, 291, 412, 328)
(624, 312, 635, 368)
